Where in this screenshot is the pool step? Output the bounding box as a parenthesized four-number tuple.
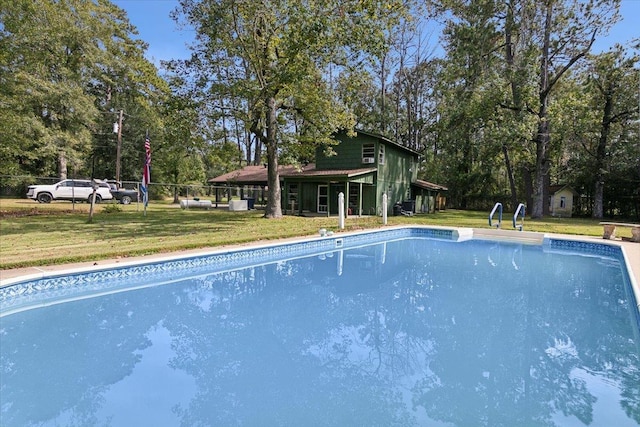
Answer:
(472, 228, 544, 245)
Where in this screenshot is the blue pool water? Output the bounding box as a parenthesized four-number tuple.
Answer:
(1, 231, 639, 426)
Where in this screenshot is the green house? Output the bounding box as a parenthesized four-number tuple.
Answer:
(209, 129, 447, 215)
(281, 130, 446, 216)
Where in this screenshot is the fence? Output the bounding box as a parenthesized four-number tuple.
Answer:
(0, 175, 267, 208)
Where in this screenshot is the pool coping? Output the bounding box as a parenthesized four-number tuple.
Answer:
(1, 226, 638, 314)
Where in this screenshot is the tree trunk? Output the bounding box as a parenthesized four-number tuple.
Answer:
(173, 171, 180, 204)
(531, 3, 552, 219)
(523, 165, 533, 211)
(532, 116, 550, 218)
(253, 132, 262, 165)
(592, 84, 613, 219)
(264, 96, 282, 218)
(530, 1, 595, 217)
(58, 149, 67, 180)
(503, 0, 520, 209)
(502, 143, 518, 209)
(380, 53, 387, 134)
(593, 180, 604, 218)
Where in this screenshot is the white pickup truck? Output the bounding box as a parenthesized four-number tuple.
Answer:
(26, 179, 113, 203)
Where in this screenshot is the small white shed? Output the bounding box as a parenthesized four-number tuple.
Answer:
(549, 185, 577, 218)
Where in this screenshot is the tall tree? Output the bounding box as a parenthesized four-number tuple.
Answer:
(587, 47, 639, 218)
(0, 0, 167, 181)
(155, 80, 206, 203)
(175, 0, 404, 218)
(435, 0, 508, 209)
(1, 0, 101, 178)
(528, 0, 619, 218)
(560, 47, 640, 218)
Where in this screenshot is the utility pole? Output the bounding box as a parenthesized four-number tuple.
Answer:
(115, 109, 123, 182)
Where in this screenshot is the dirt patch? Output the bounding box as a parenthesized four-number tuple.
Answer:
(0, 208, 77, 219)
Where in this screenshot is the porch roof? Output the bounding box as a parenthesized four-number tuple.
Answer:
(208, 164, 303, 185)
(282, 164, 377, 180)
(208, 163, 377, 185)
(413, 179, 448, 192)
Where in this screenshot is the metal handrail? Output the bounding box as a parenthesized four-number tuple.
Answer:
(513, 203, 526, 231)
(489, 202, 503, 228)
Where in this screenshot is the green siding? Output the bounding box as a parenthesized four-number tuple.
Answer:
(375, 143, 418, 212)
(308, 131, 420, 215)
(315, 133, 380, 170)
(350, 174, 374, 185)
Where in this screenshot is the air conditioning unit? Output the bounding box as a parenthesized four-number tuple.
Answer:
(362, 157, 375, 164)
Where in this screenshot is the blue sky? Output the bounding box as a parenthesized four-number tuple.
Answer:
(113, 0, 640, 65)
(112, 0, 193, 64)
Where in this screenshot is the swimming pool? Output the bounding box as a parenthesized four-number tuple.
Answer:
(1, 227, 639, 426)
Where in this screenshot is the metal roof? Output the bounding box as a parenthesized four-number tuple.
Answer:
(208, 164, 302, 184)
(281, 164, 377, 179)
(413, 179, 448, 191)
(208, 163, 378, 184)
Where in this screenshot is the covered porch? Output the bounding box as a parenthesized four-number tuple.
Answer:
(282, 166, 377, 217)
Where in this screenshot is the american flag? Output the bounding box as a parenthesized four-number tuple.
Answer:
(141, 134, 151, 207)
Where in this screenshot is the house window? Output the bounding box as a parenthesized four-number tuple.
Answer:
(362, 143, 375, 164)
(560, 196, 566, 209)
(378, 145, 385, 164)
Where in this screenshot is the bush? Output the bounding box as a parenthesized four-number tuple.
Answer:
(102, 204, 123, 214)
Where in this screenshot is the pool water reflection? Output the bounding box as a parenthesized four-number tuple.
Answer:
(1, 237, 639, 426)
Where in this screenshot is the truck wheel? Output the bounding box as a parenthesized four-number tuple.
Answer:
(37, 193, 52, 203)
(89, 195, 102, 204)
(120, 195, 132, 205)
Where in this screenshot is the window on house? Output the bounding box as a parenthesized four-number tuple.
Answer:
(362, 144, 375, 164)
(560, 196, 566, 209)
(378, 145, 385, 164)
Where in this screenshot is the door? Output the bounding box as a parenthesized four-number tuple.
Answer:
(317, 185, 328, 213)
(55, 180, 77, 200)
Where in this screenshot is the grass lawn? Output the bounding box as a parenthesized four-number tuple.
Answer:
(0, 198, 613, 270)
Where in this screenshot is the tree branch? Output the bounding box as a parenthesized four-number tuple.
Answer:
(542, 29, 597, 99)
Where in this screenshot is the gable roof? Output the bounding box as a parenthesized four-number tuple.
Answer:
(549, 184, 577, 195)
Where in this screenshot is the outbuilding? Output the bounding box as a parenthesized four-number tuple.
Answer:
(549, 185, 577, 217)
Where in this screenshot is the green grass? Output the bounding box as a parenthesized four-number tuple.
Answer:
(0, 198, 615, 270)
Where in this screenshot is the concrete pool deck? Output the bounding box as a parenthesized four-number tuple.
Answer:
(1, 229, 639, 294)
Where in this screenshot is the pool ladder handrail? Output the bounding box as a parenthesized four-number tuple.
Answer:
(489, 202, 503, 228)
(513, 203, 526, 231)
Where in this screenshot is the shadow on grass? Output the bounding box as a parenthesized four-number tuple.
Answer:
(0, 203, 607, 269)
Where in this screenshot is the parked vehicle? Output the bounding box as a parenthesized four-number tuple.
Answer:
(106, 180, 139, 205)
(26, 179, 113, 203)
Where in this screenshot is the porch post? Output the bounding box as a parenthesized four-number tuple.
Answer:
(327, 181, 331, 217)
(284, 183, 289, 214)
(338, 192, 345, 229)
(345, 180, 350, 218)
(359, 183, 363, 216)
(382, 193, 388, 225)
